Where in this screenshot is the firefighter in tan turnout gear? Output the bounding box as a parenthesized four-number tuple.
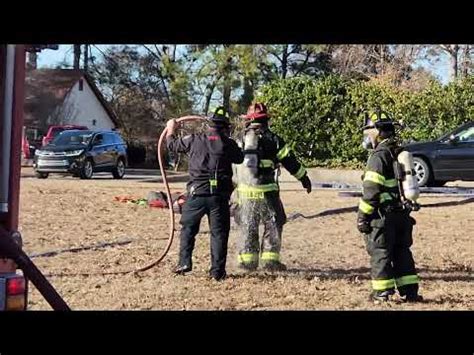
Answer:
(358, 111, 423, 303)
(234, 103, 312, 272)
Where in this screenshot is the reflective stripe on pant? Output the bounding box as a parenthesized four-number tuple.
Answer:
(363, 211, 419, 291)
(261, 251, 280, 262)
(238, 252, 258, 265)
(179, 194, 230, 277)
(237, 191, 286, 265)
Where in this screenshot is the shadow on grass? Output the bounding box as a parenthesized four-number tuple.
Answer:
(228, 266, 473, 283)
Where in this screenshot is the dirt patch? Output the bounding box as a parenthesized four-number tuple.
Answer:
(19, 170, 473, 310)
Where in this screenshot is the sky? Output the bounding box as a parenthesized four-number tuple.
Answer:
(37, 44, 452, 84)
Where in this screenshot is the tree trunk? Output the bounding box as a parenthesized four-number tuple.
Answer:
(73, 45, 81, 70)
(83, 44, 89, 72)
(281, 45, 289, 79)
(461, 45, 471, 78)
(451, 44, 459, 80)
(204, 81, 216, 115)
(223, 81, 231, 112)
(380, 45, 385, 75)
(239, 77, 254, 114)
(222, 56, 232, 112)
(171, 45, 177, 62)
(27, 52, 37, 70)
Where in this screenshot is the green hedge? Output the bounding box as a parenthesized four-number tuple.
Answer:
(258, 75, 473, 168)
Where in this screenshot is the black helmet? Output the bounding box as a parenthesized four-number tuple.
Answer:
(209, 106, 230, 127)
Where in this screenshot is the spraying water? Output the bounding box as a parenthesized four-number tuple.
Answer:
(232, 125, 281, 260)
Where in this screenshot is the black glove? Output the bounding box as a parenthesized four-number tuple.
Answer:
(300, 174, 312, 193)
(357, 217, 372, 234)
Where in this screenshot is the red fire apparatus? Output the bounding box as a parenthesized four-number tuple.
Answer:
(0, 44, 69, 311)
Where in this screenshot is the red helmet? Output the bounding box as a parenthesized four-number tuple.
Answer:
(243, 102, 269, 121)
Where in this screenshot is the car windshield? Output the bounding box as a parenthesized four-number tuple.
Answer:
(437, 124, 463, 141)
(50, 127, 64, 137)
(51, 131, 93, 146)
(454, 126, 474, 142)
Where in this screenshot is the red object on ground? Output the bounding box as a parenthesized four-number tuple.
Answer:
(114, 196, 137, 203)
(148, 200, 168, 208)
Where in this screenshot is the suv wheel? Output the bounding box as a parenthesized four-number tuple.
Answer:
(112, 158, 125, 179)
(413, 157, 431, 187)
(35, 172, 49, 179)
(80, 159, 94, 179)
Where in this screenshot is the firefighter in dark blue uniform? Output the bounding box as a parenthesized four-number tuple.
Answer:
(166, 107, 244, 281)
(358, 111, 422, 302)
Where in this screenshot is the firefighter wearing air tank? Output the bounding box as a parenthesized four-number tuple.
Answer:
(358, 111, 422, 302)
(235, 102, 312, 271)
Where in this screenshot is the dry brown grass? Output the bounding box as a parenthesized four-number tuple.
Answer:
(20, 169, 473, 310)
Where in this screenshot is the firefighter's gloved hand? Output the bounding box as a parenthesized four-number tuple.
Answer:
(300, 174, 312, 193)
(357, 218, 372, 234)
(166, 119, 177, 135)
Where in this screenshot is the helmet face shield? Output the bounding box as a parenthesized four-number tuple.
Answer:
(362, 116, 376, 130)
(362, 128, 378, 150)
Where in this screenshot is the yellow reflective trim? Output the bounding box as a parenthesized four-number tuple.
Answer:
(213, 107, 229, 117)
(384, 179, 398, 188)
(238, 253, 258, 264)
(364, 171, 385, 185)
(358, 199, 374, 214)
(370, 112, 388, 122)
(237, 183, 279, 200)
(209, 179, 218, 187)
(261, 251, 280, 261)
(238, 183, 278, 193)
(372, 278, 395, 291)
(276, 145, 290, 160)
(259, 159, 275, 169)
(293, 166, 306, 180)
(238, 191, 265, 200)
(395, 275, 419, 287)
(380, 192, 393, 203)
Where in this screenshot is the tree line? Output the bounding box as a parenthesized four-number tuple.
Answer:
(29, 44, 473, 167)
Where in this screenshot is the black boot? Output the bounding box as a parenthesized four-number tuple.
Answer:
(238, 262, 258, 272)
(262, 261, 287, 272)
(174, 264, 192, 275)
(210, 271, 227, 281)
(399, 284, 423, 303)
(370, 288, 395, 302)
(401, 293, 424, 303)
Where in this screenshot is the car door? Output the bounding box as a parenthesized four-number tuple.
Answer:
(90, 133, 107, 167)
(103, 133, 118, 167)
(434, 125, 474, 180)
(113, 134, 127, 164)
